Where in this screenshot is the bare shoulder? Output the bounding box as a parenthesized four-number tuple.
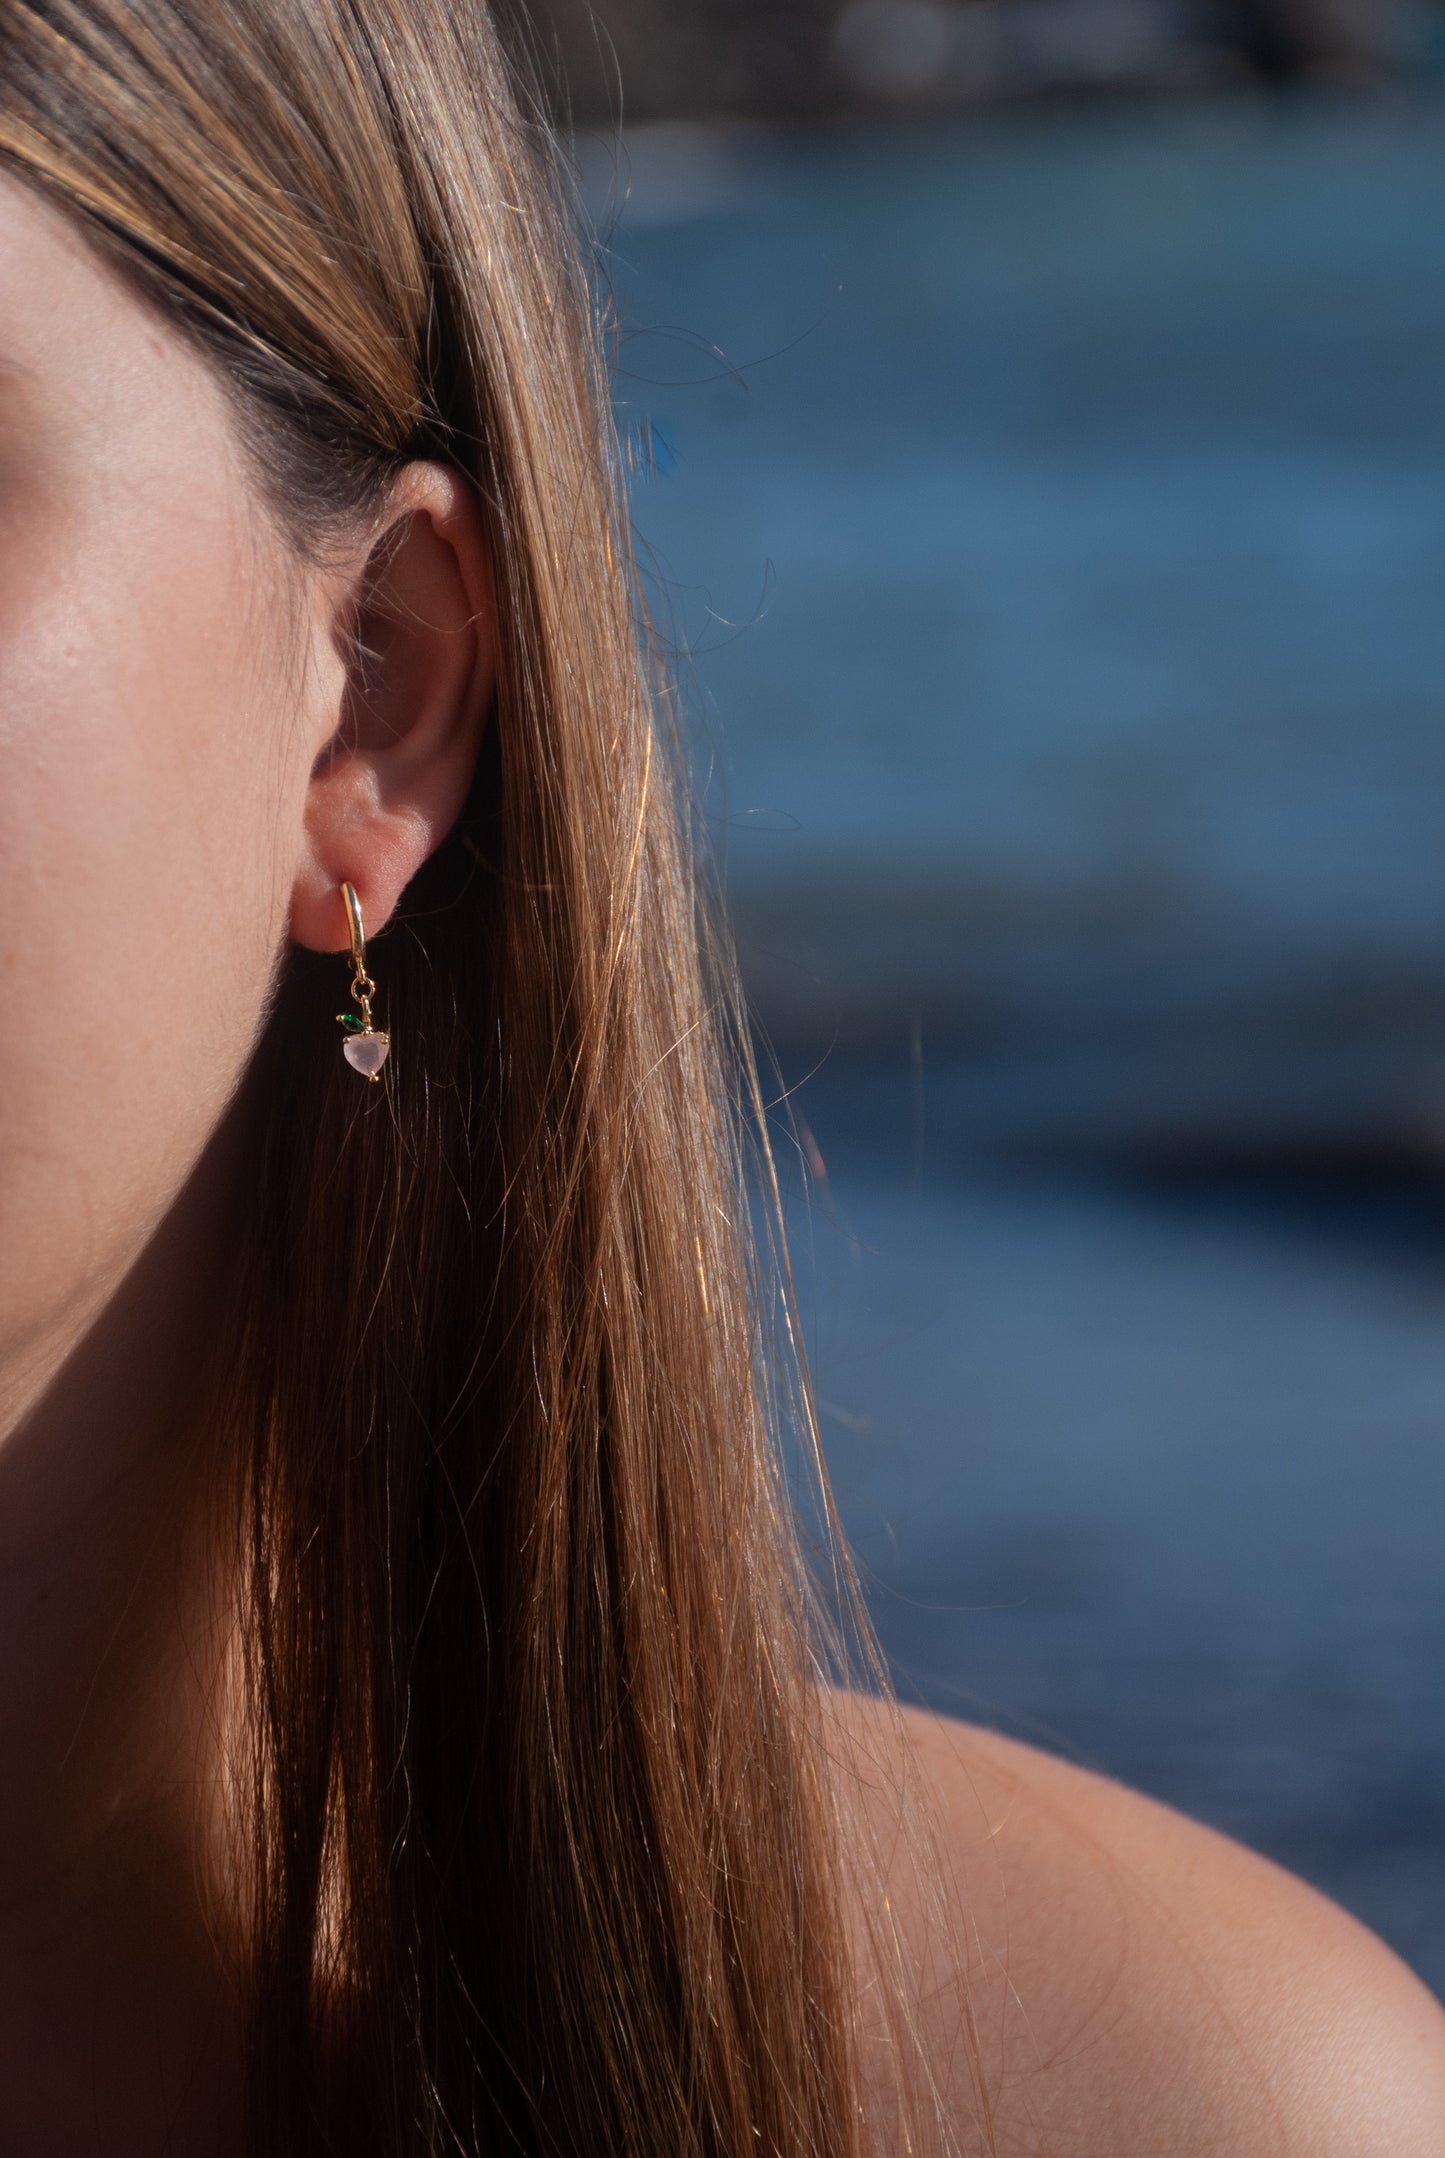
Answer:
(828, 1687, 1445, 2156)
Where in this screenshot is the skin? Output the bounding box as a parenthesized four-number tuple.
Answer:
(841, 1698, 1445, 2154)
(1, 162, 1443, 2157)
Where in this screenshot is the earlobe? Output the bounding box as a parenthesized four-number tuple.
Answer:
(288, 460, 495, 954)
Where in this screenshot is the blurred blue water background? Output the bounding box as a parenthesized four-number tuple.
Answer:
(589, 88, 1445, 1991)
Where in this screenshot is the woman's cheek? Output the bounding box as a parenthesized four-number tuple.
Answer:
(0, 499, 290, 1367)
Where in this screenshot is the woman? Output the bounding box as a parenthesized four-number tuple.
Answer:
(0, 3, 1439, 2152)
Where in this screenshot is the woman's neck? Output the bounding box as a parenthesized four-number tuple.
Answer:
(0, 1109, 248, 2153)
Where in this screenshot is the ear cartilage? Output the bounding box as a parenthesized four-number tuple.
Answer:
(335, 880, 390, 1080)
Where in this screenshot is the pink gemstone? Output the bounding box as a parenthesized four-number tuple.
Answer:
(343, 1030, 390, 1078)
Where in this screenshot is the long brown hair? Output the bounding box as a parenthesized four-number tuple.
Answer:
(0, 4, 971, 2151)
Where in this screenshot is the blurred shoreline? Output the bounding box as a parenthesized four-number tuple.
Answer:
(533, 0, 1444, 126)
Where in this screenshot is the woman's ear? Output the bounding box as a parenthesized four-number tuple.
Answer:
(288, 459, 495, 955)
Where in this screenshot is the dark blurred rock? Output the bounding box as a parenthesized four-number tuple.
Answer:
(1209, 0, 1412, 82)
(505, 0, 836, 124)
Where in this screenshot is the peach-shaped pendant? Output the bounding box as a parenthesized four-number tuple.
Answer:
(343, 1030, 390, 1079)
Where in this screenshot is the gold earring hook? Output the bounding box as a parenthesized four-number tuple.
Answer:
(342, 880, 367, 975)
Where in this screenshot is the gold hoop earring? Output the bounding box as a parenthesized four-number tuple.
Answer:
(335, 881, 390, 1081)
